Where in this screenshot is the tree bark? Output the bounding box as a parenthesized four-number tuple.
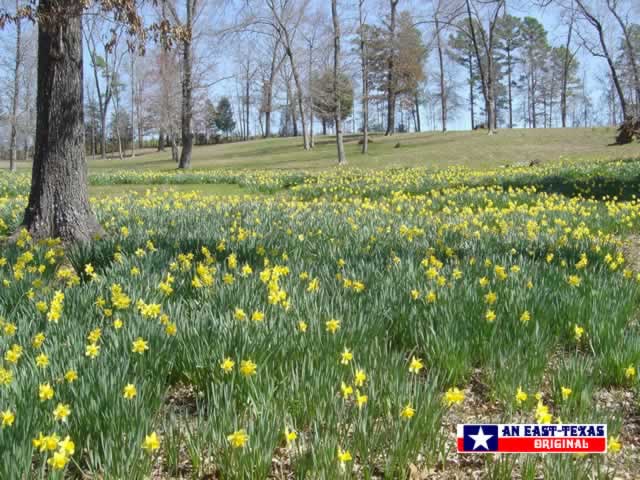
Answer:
(560, 12, 573, 128)
(414, 92, 421, 132)
(158, 0, 168, 151)
(130, 54, 136, 158)
(358, 0, 369, 153)
(171, 132, 179, 163)
(507, 45, 513, 128)
(468, 54, 475, 129)
(178, 0, 194, 169)
(9, 0, 21, 173)
(18, 1, 102, 243)
(332, 0, 346, 165)
(530, 72, 537, 128)
(435, 15, 446, 133)
(264, 40, 284, 138)
(385, 0, 399, 136)
(287, 46, 309, 148)
(264, 47, 277, 138)
(307, 41, 315, 148)
(245, 66, 250, 140)
(158, 130, 165, 151)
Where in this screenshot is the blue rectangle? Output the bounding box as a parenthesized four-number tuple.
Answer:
(462, 424, 499, 452)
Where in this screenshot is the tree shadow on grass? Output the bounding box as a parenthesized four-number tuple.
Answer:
(498, 173, 640, 201)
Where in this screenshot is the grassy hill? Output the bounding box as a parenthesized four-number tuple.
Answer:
(3, 127, 638, 173)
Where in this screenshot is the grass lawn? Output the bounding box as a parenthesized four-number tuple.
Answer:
(3, 128, 638, 173)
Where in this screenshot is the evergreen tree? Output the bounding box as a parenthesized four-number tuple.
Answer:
(519, 17, 550, 128)
(449, 21, 481, 129)
(215, 97, 236, 137)
(311, 70, 354, 126)
(204, 98, 217, 141)
(365, 11, 427, 132)
(495, 15, 523, 128)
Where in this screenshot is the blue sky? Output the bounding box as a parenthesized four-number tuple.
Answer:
(1, 0, 638, 137)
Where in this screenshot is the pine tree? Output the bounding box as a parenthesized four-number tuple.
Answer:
(495, 15, 523, 128)
(215, 97, 236, 138)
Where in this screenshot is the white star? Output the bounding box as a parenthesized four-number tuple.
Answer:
(469, 427, 493, 450)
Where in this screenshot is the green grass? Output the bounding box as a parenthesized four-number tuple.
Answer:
(3, 128, 638, 173)
(86, 128, 640, 171)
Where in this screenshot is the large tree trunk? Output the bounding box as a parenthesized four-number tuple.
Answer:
(385, 0, 399, 136)
(18, 1, 102, 243)
(9, 1, 21, 173)
(178, 0, 193, 169)
(332, 0, 346, 166)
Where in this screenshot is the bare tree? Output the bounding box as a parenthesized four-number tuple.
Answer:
(260, 36, 285, 137)
(357, 0, 369, 153)
(606, 0, 640, 109)
(84, 15, 126, 159)
(8, 0, 21, 171)
(133, 52, 150, 149)
(266, 0, 311, 150)
(560, 1, 578, 127)
(302, 10, 327, 148)
(331, 0, 345, 165)
(574, 0, 628, 118)
(465, 0, 504, 134)
(129, 52, 136, 157)
(165, 0, 200, 168)
(237, 50, 258, 140)
(433, 0, 447, 132)
(385, 0, 400, 136)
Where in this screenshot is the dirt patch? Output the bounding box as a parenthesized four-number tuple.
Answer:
(622, 235, 640, 274)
